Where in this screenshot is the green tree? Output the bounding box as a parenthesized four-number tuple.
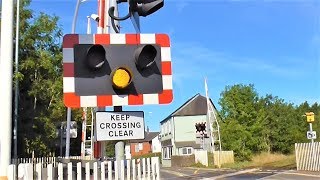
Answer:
(219, 84, 262, 160)
(14, 0, 82, 157)
(218, 84, 312, 160)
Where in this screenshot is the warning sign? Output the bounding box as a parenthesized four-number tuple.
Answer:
(96, 111, 145, 141)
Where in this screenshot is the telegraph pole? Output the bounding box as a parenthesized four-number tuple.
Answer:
(0, 0, 14, 178)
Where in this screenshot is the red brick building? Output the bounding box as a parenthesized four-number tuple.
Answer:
(128, 132, 160, 156)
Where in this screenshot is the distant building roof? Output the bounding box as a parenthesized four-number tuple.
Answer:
(175, 141, 201, 149)
(129, 132, 159, 143)
(160, 93, 218, 123)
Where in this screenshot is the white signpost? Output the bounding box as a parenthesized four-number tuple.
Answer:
(96, 111, 145, 141)
(307, 131, 317, 140)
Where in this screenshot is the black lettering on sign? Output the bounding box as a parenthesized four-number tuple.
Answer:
(123, 130, 128, 136)
(106, 123, 110, 129)
(100, 123, 105, 129)
(109, 131, 113, 137)
(111, 123, 116, 128)
(129, 130, 133, 136)
(111, 114, 131, 121)
(136, 122, 141, 128)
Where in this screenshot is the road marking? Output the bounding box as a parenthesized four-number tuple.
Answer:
(280, 172, 320, 178)
(201, 168, 259, 180)
(160, 169, 188, 177)
(186, 167, 231, 171)
(258, 170, 320, 179)
(194, 169, 199, 174)
(248, 171, 276, 174)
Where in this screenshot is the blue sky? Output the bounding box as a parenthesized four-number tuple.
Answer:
(30, 0, 320, 131)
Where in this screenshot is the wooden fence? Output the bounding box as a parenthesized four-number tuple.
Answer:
(212, 151, 234, 166)
(7, 157, 160, 180)
(295, 142, 320, 171)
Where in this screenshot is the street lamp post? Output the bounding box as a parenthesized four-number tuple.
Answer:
(66, 0, 91, 158)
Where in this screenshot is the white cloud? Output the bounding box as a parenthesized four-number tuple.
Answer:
(171, 41, 312, 83)
(176, 2, 189, 13)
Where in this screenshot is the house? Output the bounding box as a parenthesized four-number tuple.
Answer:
(159, 93, 218, 167)
(125, 130, 161, 158)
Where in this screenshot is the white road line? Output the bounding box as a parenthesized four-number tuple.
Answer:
(259, 170, 320, 179)
(201, 168, 259, 180)
(258, 170, 285, 180)
(282, 172, 320, 177)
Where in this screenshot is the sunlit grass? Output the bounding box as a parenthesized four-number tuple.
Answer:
(222, 152, 296, 170)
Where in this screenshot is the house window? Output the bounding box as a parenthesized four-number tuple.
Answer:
(135, 144, 139, 152)
(161, 125, 165, 135)
(181, 147, 193, 155)
(164, 123, 168, 134)
(182, 148, 187, 154)
(162, 146, 172, 160)
(188, 148, 192, 154)
(162, 147, 167, 159)
(139, 143, 143, 150)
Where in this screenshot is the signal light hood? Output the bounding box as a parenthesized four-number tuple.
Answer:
(86, 44, 106, 70)
(135, 44, 157, 70)
(133, 0, 164, 17)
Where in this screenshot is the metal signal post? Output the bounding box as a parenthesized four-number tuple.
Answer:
(305, 112, 316, 143)
(0, 0, 14, 177)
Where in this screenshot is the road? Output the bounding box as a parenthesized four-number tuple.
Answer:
(160, 167, 320, 179)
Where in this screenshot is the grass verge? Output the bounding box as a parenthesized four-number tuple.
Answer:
(222, 152, 296, 170)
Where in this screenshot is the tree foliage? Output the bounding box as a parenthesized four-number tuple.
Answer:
(14, 0, 82, 157)
(219, 84, 319, 161)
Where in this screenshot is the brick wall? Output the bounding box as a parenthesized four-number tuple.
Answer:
(130, 142, 152, 156)
(171, 155, 195, 167)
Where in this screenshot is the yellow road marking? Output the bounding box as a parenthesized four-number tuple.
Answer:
(194, 169, 199, 174)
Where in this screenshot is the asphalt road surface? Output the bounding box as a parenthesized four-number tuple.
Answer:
(160, 167, 320, 180)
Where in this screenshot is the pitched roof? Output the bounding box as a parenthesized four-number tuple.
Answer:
(175, 141, 201, 149)
(129, 132, 159, 143)
(160, 93, 218, 123)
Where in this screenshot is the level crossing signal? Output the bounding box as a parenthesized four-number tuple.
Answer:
(195, 122, 206, 133)
(62, 33, 172, 107)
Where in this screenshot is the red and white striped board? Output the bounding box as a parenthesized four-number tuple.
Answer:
(63, 34, 173, 108)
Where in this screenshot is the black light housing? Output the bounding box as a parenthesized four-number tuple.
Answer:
(135, 44, 157, 70)
(73, 43, 163, 96)
(195, 123, 202, 133)
(130, 0, 164, 17)
(86, 44, 106, 70)
(195, 122, 206, 133)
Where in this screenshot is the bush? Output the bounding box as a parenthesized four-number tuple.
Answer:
(191, 162, 207, 168)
